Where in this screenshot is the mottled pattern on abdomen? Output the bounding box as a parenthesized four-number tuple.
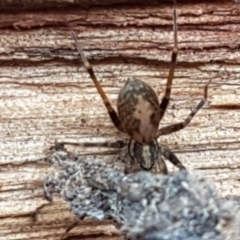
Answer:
(117, 78, 160, 144)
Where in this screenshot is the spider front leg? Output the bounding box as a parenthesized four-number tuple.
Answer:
(152, 144, 186, 174)
(157, 78, 212, 137)
(53, 139, 127, 156)
(71, 32, 125, 133)
(158, 0, 178, 122)
(56, 139, 126, 149)
(160, 145, 186, 171)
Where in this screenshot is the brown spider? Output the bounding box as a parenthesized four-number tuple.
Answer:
(59, 1, 212, 174)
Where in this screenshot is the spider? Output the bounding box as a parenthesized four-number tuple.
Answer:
(59, 1, 212, 174)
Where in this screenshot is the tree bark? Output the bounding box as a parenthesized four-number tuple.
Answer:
(0, 0, 240, 239)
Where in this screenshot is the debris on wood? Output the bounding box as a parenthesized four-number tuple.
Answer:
(44, 147, 240, 240)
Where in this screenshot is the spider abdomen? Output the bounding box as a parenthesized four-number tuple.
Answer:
(117, 78, 161, 144)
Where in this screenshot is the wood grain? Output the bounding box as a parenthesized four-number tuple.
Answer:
(0, 0, 240, 239)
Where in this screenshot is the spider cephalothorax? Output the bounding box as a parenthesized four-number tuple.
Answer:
(60, 1, 212, 174)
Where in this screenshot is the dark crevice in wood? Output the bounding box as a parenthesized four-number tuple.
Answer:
(0, 160, 47, 168)
(62, 236, 119, 240)
(0, 57, 239, 69)
(0, 0, 236, 12)
(1, 19, 240, 31)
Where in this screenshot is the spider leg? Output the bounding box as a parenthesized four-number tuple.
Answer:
(60, 219, 80, 240)
(157, 78, 212, 137)
(160, 145, 186, 170)
(55, 139, 126, 149)
(52, 140, 127, 158)
(158, 0, 178, 121)
(153, 156, 168, 174)
(71, 32, 124, 132)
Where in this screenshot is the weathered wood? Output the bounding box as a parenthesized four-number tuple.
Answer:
(0, 0, 240, 239)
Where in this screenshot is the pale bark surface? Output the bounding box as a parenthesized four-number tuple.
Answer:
(0, 0, 240, 239)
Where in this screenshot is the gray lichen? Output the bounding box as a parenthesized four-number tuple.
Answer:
(43, 148, 240, 240)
